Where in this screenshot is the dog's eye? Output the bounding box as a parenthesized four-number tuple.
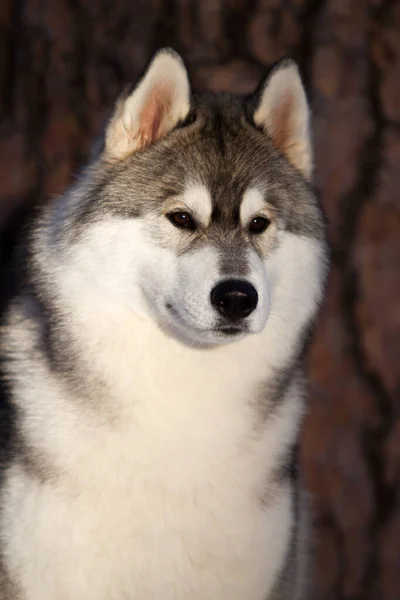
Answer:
(248, 216, 270, 235)
(167, 211, 196, 231)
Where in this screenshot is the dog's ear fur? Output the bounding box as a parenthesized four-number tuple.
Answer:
(105, 49, 190, 160)
(252, 59, 312, 180)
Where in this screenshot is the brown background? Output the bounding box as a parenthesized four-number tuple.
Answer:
(1, 1, 399, 599)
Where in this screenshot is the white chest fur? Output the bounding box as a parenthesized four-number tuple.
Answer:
(2, 306, 301, 600)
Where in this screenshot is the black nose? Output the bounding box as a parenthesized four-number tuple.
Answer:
(210, 280, 258, 321)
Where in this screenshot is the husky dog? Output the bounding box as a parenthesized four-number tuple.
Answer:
(0, 49, 328, 599)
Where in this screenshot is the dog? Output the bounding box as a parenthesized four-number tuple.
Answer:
(0, 49, 328, 599)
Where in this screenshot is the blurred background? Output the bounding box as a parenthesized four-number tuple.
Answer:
(0, 1, 399, 599)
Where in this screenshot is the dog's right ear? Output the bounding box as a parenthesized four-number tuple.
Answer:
(105, 49, 190, 160)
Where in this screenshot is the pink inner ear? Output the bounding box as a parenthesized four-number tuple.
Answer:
(138, 85, 172, 149)
(270, 92, 293, 151)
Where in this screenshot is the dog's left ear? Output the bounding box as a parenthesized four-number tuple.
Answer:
(252, 59, 312, 180)
(105, 49, 190, 160)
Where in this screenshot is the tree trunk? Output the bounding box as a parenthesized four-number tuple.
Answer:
(1, 1, 399, 598)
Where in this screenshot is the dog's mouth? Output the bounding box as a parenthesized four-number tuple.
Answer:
(214, 326, 245, 336)
(165, 303, 248, 337)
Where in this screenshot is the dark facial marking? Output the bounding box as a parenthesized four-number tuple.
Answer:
(217, 232, 249, 277)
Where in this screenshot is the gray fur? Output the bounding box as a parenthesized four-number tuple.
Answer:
(268, 484, 312, 600)
(68, 93, 324, 246)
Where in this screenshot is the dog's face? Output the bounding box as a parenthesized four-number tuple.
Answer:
(123, 176, 274, 346)
(56, 50, 326, 347)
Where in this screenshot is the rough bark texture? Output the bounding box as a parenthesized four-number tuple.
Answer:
(0, 1, 399, 598)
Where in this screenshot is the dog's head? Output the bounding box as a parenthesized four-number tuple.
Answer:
(53, 49, 327, 347)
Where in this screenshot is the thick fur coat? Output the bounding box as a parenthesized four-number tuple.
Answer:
(0, 50, 328, 599)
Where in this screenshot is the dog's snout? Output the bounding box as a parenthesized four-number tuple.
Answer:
(210, 280, 258, 321)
